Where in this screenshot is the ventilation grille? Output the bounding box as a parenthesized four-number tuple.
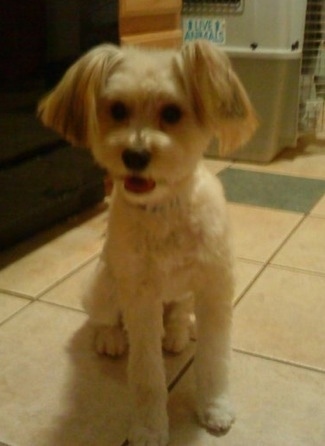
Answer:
(300, 0, 325, 136)
(182, 0, 244, 15)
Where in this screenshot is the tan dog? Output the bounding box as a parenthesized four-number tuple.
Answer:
(38, 40, 257, 446)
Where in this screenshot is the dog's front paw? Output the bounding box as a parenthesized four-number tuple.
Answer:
(95, 325, 128, 357)
(197, 396, 235, 433)
(129, 409, 169, 446)
(128, 424, 169, 446)
(162, 325, 190, 354)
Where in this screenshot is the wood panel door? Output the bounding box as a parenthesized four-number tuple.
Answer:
(119, 0, 182, 48)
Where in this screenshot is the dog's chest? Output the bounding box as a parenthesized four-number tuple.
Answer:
(133, 204, 201, 270)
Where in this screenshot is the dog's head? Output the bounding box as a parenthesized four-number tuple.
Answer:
(38, 40, 257, 204)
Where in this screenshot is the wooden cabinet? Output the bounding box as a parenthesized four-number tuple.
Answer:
(119, 0, 182, 48)
(120, 0, 180, 16)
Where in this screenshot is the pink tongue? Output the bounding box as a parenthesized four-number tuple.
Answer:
(124, 176, 156, 194)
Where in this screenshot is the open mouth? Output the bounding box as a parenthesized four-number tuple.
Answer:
(124, 176, 156, 194)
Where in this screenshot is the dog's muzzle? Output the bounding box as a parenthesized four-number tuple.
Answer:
(121, 149, 156, 194)
(122, 148, 151, 171)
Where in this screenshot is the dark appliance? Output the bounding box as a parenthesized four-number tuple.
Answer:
(0, 0, 118, 249)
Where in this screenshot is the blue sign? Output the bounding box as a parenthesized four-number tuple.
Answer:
(183, 17, 226, 44)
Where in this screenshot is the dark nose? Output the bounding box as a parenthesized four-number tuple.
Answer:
(122, 149, 151, 171)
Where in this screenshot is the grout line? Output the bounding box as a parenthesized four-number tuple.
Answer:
(37, 299, 86, 314)
(234, 212, 307, 307)
(0, 289, 34, 300)
(0, 251, 100, 302)
(234, 264, 267, 307)
(233, 348, 325, 376)
(264, 213, 311, 265)
(236, 257, 265, 266)
(167, 354, 195, 393)
(233, 259, 265, 305)
(265, 262, 325, 279)
(310, 211, 325, 219)
(0, 299, 34, 329)
(234, 253, 325, 308)
(0, 298, 86, 330)
(306, 213, 325, 221)
(34, 252, 100, 301)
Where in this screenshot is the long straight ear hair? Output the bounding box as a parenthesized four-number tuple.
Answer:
(37, 44, 123, 148)
(181, 40, 258, 156)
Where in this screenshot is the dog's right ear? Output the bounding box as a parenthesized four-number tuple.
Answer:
(37, 44, 122, 148)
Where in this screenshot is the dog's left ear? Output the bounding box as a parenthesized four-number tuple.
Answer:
(181, 40, 258, 155)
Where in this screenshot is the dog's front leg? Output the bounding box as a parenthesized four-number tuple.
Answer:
(194, 268, 235, 433)
(83, 259, 128, 357)
(121, 280, 169, 446)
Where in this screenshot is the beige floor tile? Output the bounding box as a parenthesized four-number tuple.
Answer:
(272, 216, 325, 274)
(40, 258, 98, 310)
(0, 209, 107, 298)
(234, 143, 325, 180)
(0, 302, 126, 446)
(167, 352, 325, 446)
(0, 293, 30, 324)
(311, 195, 325, 217)
(233, 266, 325, 371)
(234, 260, 264, 304)
(0, 301, 194, 446)
(228, 204, 303, 263)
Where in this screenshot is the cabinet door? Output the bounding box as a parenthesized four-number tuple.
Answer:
(119, 0, 182, 48)
(121, 30, 182, 48)
(120, 0, 180, 17)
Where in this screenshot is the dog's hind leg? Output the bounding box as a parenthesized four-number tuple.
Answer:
(82, 259, 128, 357)
(194, 266, 235, 433)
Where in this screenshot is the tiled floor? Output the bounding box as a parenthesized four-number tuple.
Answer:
(1, 141, 325, 446)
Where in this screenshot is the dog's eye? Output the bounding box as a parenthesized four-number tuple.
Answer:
(110, 101, 129, 122)
(160, 104, 182, 125)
